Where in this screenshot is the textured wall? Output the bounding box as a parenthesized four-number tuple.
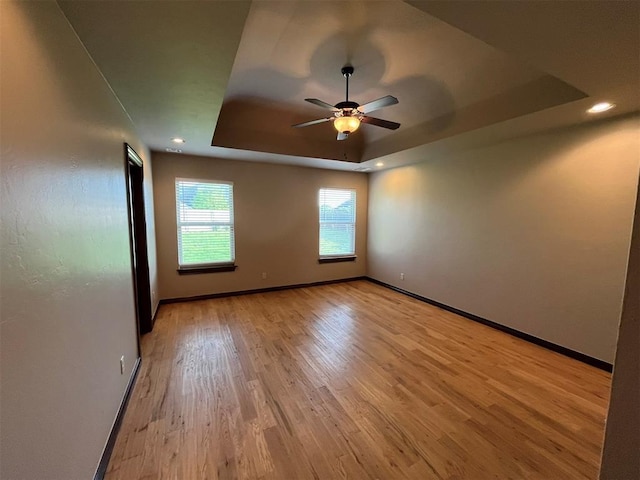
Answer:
(367, 115, 639, 363)
(600, 175, 640, 478)
(0, 2, 155, 478)
(153, 153, 368, 300)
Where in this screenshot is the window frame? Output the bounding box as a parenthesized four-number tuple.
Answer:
(318, 187, 357, 262)
(175, 177, 237, 273)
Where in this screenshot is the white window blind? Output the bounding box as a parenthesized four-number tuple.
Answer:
(175, 179, 235, 267)
(319, 188, 356, 257)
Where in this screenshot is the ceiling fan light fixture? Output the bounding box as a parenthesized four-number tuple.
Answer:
(334, 115, 360, 133)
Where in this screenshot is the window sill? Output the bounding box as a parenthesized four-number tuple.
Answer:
(177, 264, 237, 275)
(318, 255, 357, 264)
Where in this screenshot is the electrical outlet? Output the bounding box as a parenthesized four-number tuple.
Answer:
(400, 273, 405, 280)
(120, 356, 125, 375)
(261, 272, 267, 279)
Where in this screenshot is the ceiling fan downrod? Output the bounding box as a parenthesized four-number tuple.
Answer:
(342, 65, 354, 102)
(336, 66, 358, 112)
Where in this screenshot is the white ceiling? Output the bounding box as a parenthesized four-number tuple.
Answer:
(58, 0, 639, 172)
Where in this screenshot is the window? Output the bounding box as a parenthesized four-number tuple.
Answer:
(319, 188, 356, 258)
(175, 179, 235, 269)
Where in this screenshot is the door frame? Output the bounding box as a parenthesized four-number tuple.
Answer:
(124, 143, 153, 346)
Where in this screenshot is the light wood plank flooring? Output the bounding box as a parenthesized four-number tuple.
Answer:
(106, 280, 611, 479)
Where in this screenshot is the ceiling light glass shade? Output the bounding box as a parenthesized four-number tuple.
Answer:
(334, 116, 360, 133)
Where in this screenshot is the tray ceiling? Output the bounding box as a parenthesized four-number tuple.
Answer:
(58, 0, 639, 171)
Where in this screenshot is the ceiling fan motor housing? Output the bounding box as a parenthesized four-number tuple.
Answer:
(335, 101, 360, 111)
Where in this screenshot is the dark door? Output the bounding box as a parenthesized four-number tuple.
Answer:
(125, 144, 153, 338)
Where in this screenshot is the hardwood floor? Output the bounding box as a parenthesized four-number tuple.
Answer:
(106, 280, 611, 479)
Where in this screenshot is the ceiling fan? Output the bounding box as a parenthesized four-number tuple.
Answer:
(292, 66, 400, 140)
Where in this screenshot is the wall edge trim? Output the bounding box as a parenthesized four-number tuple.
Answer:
(93, 356, 142, 480)
(366, 277, 613, 372)
(159, 276, 368, 305)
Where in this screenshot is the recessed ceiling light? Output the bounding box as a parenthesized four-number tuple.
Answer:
(376, 162, 384, 167)
(587, 102, 615, 114)
(171, 137, 185, 144)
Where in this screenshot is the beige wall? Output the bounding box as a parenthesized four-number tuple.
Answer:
(0, 1, 156, 478)
(600, 176, 640, 478)
(153, 153, 368, 300)
(368, 115, 640, 363)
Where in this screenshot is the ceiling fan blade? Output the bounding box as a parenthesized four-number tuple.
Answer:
(360, 115, 401, 130)
(337, 131, 348, 141)
(305, 98, 339, 111)
(292, 117, 334, 128)
(357, 95, 399, 114)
